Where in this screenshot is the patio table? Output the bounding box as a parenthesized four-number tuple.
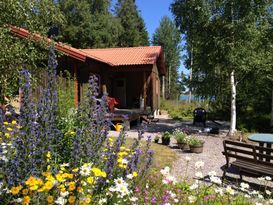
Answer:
(248, 133, 273, 161)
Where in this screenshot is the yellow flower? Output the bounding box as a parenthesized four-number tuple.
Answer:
(68, 182, 76, 191)
(70, 131, 76, 135)
(10, 185, 23, 195)
(68, 196, 76, 204)
(11, 120, 17, 124)
(46, 151, 51, 159)
(16, 125, 22, 129)
(4, 133, 10, 138)
(47, 195, 54, 204)
(118, 164, 127, 169)
(77, 186, 83, 193)
(91, 167, 101, 177)
(22, 189, 29, 195)
(58, 184, 66, 192)
(3, 122, 8, 125)
(72, 168, 79, 173)
(101, 171, 106, 178)
(56, 173, 65, 182)
(7, 127, 12, 131)
(133, 172, 138, 177)
(85, 195, 92, 203)
(87, 177, 94, 184)
(47, 165, 51, 170)
(22, 196, 31, 205)
(29, 185, 39, 191)
(43, 181, 54, 191)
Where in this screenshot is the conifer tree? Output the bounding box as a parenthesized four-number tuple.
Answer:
(115, 0, 149, 47)
(59, 0, 122, 48)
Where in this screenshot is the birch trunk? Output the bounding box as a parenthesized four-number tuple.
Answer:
(230, 70, 237, 135)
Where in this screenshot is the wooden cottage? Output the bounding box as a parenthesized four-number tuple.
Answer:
(11, 27, 167, 126)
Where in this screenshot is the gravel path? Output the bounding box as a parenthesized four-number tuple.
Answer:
(108, 114, 273, 188)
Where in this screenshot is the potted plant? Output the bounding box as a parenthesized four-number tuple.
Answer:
(173, 129, 189, 150)
(188, 136, 204, 153)
(161, 131, 171, 145)
(154, 135, 160, 143)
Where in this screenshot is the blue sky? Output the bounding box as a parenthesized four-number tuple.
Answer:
(135, 0, 188, 75)
(135, 0, 173, 40)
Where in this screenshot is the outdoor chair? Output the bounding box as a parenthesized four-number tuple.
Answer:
(193, 107, 206, 127)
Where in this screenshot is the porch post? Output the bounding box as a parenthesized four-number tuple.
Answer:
(162, 75, 165, 100)
(73, 64, 79, 107)
(143, 71, 147, 110)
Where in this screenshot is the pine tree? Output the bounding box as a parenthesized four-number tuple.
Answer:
(59, 0, 122, 48)
(152, 16, 182, 99)
(115, 0, 149, 47)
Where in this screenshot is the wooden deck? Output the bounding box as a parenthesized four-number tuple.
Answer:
(112, 108, 145, 129)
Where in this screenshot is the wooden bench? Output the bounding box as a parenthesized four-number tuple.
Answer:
(223, 139, 273, 180)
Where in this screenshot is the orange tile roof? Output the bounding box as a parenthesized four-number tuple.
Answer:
(81, 46, 162, 66)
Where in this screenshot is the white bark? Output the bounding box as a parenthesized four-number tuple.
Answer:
(271, 88, 273, 127)
(230, 70, 237, 135)
(189, 47, 193, 103)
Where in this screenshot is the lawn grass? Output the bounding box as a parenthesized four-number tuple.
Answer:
(124, 138, 177, 170)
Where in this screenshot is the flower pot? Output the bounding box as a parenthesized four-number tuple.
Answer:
(189, 144, 204, 153)
(162, 137, 170, 145)
(177, 142, 189, 150)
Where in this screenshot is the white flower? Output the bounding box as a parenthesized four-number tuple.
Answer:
(190, 183, 198, 190)
(165, 175, 177, 184)
(121, 159, 128, 164)
(80, 164, 91, 176)
(268, 199, 273, 204)
(160, 167, 170, 176)
(14, 198, 22, 203)
(169, 191, 176, 198)
(226, 186, 235, 195)
(99, 198, 107, 204)
(244, 194, 250, 198)
(126, 174, 133, 179)
(185, 156, 191, 162)
(265, 176, 272, 181)
(174, 199, 179, 203)
(258, 194, 264, 199)
(188, 195, 197, 203)
(195, 171, 203, 178)
(195, 161, 204, 169)
(210, 176, 221, 185)
(215, 188, 223, 196)
(208, 171, 217, 176)
(266, 190, 271, 195)
(55, 197, 67, 205)
(250, 190, 259, 195)
(256, 203, 263, 205)
(0, 156, 8, 162)
(60, 163, 70, 167)
(60, 191, 69, 197)
(240, 182, 250, 191)
(130, 197, 138, 202)
(109, 186, 116, 192)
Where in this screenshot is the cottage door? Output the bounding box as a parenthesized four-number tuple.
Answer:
(114, 78, 126, 108)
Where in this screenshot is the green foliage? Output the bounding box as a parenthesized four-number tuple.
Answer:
(152, 16, 182, 99)
(0, 0, 64, 102)
(171, 0, 273, 132)
(115, 0, 149, 47)
(161, 99, 208, 121)
(59, 0, 122, 48)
